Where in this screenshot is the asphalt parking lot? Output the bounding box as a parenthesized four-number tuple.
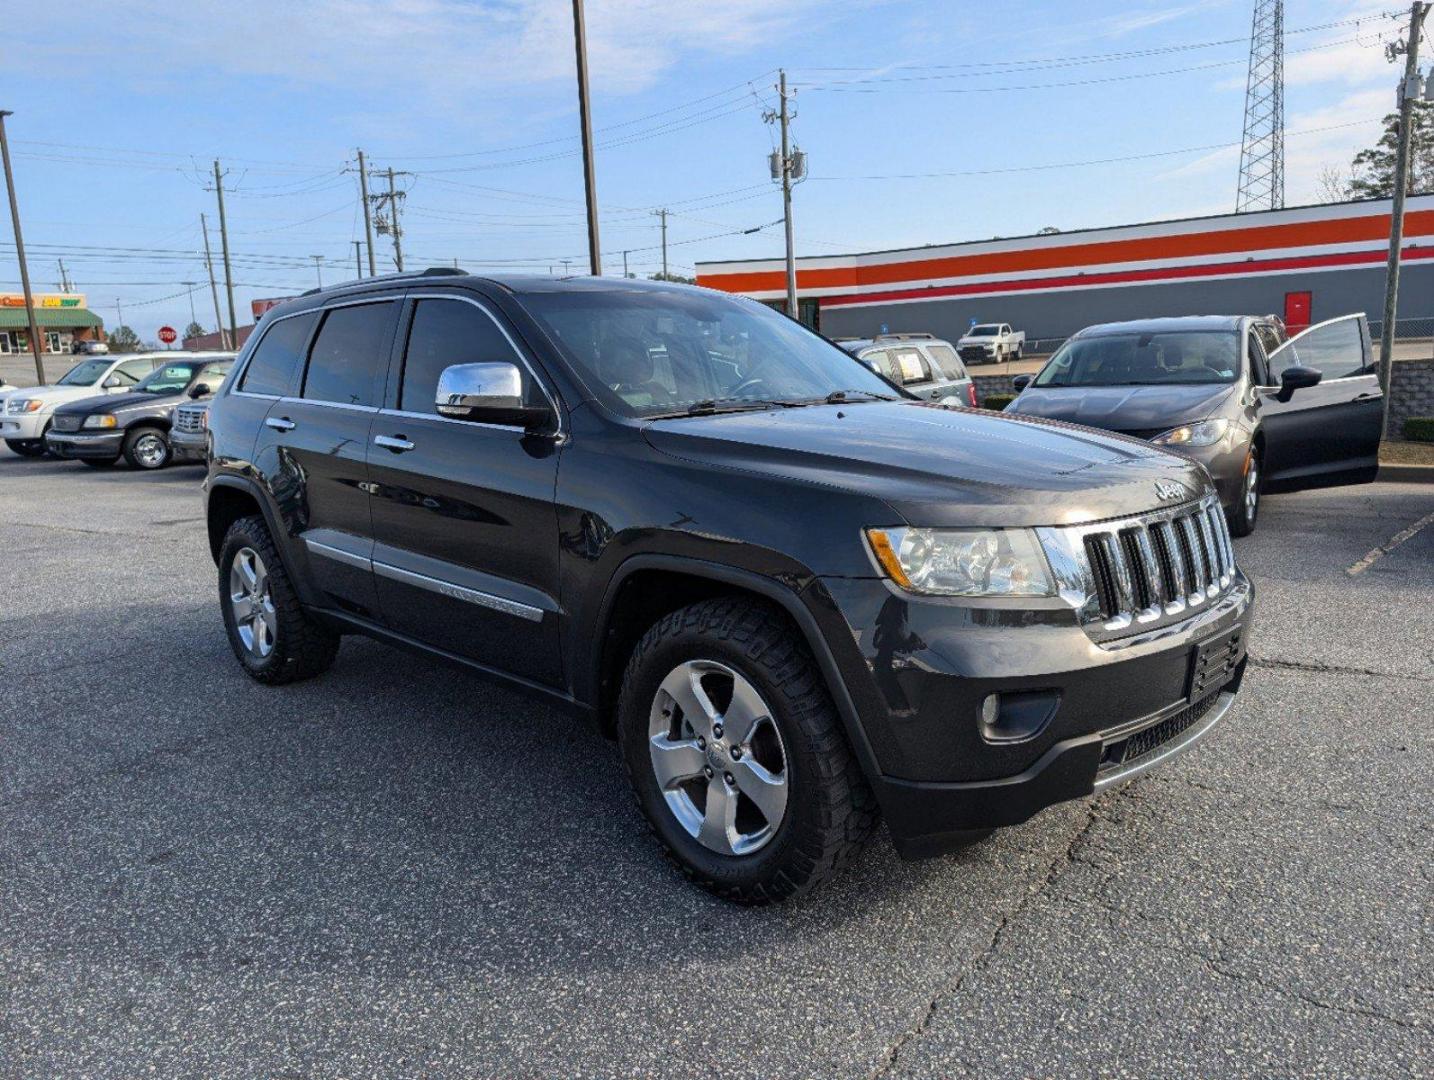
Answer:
(1, 449, 1430, 1079)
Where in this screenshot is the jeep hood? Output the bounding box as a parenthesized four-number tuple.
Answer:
(643, 401, 1212, 528)
(1004, 383, 1234, 434)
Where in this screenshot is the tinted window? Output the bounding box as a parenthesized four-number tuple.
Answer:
(925, 343, 967, 380)
(1269, 317, 1369, 381)
(241, 314, 316, 396)
(302, 303, 396, 407)
(400, 299, 535, 414)
(1035, 331, 1238, 387)
(1253, 322, 1285, 357)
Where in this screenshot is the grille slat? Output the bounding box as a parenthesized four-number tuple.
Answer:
(51, 414, 82, 433)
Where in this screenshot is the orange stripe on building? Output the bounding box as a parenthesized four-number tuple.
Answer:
(698, 209, 1434, 295)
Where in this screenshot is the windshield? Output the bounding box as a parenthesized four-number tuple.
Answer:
(57, 359, 111, 386)
(1034, 331, 1238, 387)
(968, 326, 999, 337)
(133, 360, 210, 394)
(522, 288, 898, 417)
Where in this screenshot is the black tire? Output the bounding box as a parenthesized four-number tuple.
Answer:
(81, 457, 119, 468)
(219, 515, 339, 685)
(1227, 448, 1261, 538)
(123, 425, 172, 470)
(617, 596, 878, 904)
(4, 438, 46, 458)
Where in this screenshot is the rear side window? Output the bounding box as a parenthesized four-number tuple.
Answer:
(399, 298, 537, 414)
(113, 358, 155, 384)
(302, 302, 397, 407)
(925, 343, 967, 380)
(890, 347, 932, 386)
(240, 313, 316, 396)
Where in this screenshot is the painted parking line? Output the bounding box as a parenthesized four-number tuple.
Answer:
(1346, 509, 1434, 575)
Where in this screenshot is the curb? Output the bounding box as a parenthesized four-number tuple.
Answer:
(1377, 462, 1434, 484)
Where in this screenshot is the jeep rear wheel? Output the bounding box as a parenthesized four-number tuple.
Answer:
(617, 597, 877, 903)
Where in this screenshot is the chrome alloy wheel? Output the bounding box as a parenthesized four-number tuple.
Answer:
(648, 659, 789, 857)
(1244, 457, 1260, 522)
(229, 547, 277, 658)
(132, 431, 168, 468)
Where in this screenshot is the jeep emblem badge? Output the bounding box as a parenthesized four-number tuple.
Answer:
(1155, 480, 1188, 502)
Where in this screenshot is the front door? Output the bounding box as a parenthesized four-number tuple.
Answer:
(1260, 313, 1381, 491)
(248, 299, 400, 619)
(365, 293, 564, 688)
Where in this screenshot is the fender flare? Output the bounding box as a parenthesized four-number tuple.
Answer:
(590, 553, 884, 786)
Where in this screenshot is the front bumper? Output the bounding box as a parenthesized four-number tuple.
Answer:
(45, 430, 124, 459)
(168, 430, 207, 462)
(812, 572, 1254, 857)
(0, 412, 49, 441)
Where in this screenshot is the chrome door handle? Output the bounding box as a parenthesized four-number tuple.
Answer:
(265, 416, 296, 432)
(374, 434, 415, 452)
(1354, 392, 1381, 401)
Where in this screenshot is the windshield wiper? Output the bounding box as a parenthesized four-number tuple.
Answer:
(816, 389, 898, 404)
(682, 397, 802, 416)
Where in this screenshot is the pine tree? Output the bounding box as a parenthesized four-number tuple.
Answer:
(107, 325, 141, 353)
(1347, 101, 1434, 199)
(183, 321, 206, 341)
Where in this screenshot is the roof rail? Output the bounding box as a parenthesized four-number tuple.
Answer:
(300, 266, 468, 297)
(873, 332, 936, 342)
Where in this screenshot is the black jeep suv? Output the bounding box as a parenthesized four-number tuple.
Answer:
(204, 270, 1252, 902)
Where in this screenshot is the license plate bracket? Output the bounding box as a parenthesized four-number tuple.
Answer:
(1188, 623, 1245, 700)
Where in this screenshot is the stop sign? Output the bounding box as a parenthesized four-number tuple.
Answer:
(158, 325, 178, 345)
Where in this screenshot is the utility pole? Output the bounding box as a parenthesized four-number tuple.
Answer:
(353, 240, 363, 279)
(116, 297, 124, 328)
(357, 149, 377, 277)
(369, 168, 408, 271)
(1378, 1, 1431, 439)
(652, 209, 669, 278)
(200, 213, 228, 350)
(0, 110, 46, 383)
(764, 71, 802, 319)
(182, 282, 198, 325)
(622, 249, 630, 278)
(57, 258, 71, 292)
(310, 255, 324, 288)
(212, 159, 238, 348)
(572, 0, 602, 275)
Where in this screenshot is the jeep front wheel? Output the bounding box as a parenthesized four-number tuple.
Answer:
(617, 597, 877, 903)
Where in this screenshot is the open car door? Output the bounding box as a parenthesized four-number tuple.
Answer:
(1260, 313, 1381, 493)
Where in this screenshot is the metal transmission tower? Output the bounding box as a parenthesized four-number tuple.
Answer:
(1235, 0, 1285, 212)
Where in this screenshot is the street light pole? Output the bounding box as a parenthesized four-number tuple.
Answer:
(0, 110, 47, 383)
(1378, 1, 1431, 440)
(572, 0, 602, 275)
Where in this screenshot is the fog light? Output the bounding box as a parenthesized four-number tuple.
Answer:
(979, 690, 1061, 744)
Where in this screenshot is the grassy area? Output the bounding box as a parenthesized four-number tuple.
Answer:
(1381, 440, 1434, 465)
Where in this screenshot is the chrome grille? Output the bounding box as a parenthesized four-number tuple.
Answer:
(173, 405, 207, 433)
(50, 414, 83, 433)
(1038, 495, 1237, 642)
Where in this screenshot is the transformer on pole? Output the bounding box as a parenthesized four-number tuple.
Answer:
(1235, 0, 1285, 212)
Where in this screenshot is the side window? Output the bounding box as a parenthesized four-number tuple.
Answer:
(399, 298, 538, 415)
(1246, 332, 1270, 387)
(924, 343, 967, 380)
(113, 359, 153, 385)
(240, 313, 317, 396)
(1268, 316, 1369, 381)
(891, 347, 931, 386)
(302, 302, 397, 407)
(194, 363, 231, 388)
(1254, 323, 1284, 357)
(860, 349, 897, 383)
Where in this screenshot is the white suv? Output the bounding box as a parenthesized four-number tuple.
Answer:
(0, 353, 163, 457)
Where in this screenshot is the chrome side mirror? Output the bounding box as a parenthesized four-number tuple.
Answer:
(436, 362, 550, 429)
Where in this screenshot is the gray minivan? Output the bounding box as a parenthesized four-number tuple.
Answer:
(837, 333, 978, 407)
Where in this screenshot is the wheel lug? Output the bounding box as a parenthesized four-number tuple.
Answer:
(723, 772, 735, 786)
(704, 766, 714, 778)
(697, 736, 706, 749)
(730, 746, 742, 759)
(712, 723, 723, 738)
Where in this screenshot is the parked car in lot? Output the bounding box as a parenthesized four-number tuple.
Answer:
(836, 333, 977, 406)
(169, 398, 212, 464)
(205, 270, 1250, 902)
(46, 354, 233, 469)
(1004, 314, 1376, 536)
(957, 322, 1025, 364)
(0, 353, 167, 457)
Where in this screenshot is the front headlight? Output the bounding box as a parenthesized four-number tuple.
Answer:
(1151, 418, 1229, 448)
(82, 414, 118, 429)
(9, 398, 42, 413)
(866, 527, 1055, 597)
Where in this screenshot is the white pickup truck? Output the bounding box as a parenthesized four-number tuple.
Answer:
(956, 323, 1025, 365)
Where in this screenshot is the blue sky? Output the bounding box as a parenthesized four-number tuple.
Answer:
(0, 0, 1408, 341)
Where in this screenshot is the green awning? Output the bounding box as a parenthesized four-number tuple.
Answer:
(0, 308, 104, 329)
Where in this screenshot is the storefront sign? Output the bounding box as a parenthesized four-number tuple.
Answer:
(0, 293, 86, 309)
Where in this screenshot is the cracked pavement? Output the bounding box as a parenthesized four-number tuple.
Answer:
(1, 450, 1430, 1079)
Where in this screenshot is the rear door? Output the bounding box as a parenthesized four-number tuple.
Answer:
(1260, 313, 1380, 491)
(921, 342, 975, 405)
(365, 291, 564, 688)
(250, 298, 401, 618)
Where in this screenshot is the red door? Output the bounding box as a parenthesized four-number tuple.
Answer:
(1283, 291, 1312, 334)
